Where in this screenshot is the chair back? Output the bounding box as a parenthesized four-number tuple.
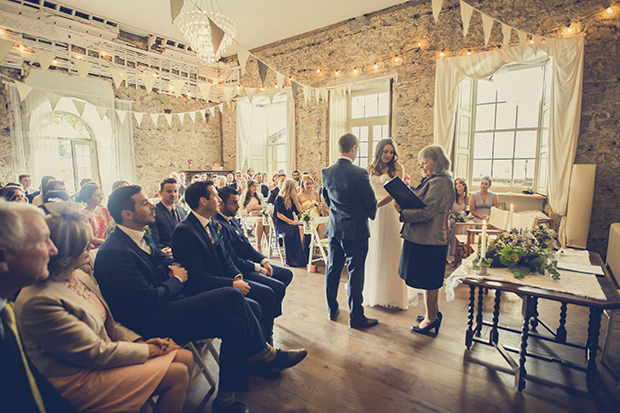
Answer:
(607, 223, 620, 286)
(511, 213, 538, 230)
(488, 207, 510, 230)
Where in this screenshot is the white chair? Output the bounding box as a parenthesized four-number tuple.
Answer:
(602, 222, 620, 389)
(306, 216, 329, 271)
(264, 210, 285, 266)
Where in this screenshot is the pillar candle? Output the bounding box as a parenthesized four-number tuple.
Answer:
(481, 219, 487, 259)
(509, 204, 514, 229)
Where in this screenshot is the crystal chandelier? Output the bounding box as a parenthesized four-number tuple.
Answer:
(176, 10, 236, 64)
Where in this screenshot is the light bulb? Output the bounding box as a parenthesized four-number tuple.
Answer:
(335, 70, 339, 76)
(466, 51, 471, 55)
(417, 42, 422, 47)
(394, 56, 400, 62)
(567, 27, 572, 33)
(439, 51, 445, 57)
(353, 68, 358, 74)
(607, 7, 613, 14)
(52, 60, 57, 65)
(316, 68, 321, 73)
(373, 62, 378, 69)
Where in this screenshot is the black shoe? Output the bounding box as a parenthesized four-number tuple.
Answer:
(416, 312, 442, 323)
(411, 317, 441, 335)
(258, 349, 307, 373)
(329, 309, 340, 321)
(212, 401, 257, 413)
(349, 316, 378, 329)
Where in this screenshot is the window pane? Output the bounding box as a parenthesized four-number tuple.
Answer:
(359, 141, 368, 157)
(515, 131, 538, 158)
(495, 101, 517, 130)
(472, 160, 492, 182)
(359, 157, 368, 169)
(475, 104, 495, 131)
(352, 96, 364, 119)
(492, 159, 512, 186)
(352, 126, 360, 138)
(359, 126, 369, 141)
(365, 94, 378, 118)
(473, 132, 493, 159)
(373, 124, 382, 141)
(477, 80, 496, 104)
(276, 145, 286, 160)
(516, 102, 540, 128)
(382, 124, 389, 137)
(377, 92, 389, 116)
(493, 132, 515, 159)
(513, 159, 536, 187)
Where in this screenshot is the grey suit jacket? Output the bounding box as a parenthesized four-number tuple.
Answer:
(14, 269, 148, 378)
(400, 173, 455, 245)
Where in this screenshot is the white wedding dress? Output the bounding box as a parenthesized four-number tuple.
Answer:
(364, 174, 418, 309)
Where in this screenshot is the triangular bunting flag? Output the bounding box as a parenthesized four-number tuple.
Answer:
(209, 18, 226, 54)
(432, 0, 444, 22)
(502, 24, 512, 48)
(46, 92, 62, 111)
(533, 35, 541, 55)
(276, 72, 285, 90)
(14, 81, 32, 102)
(72, 58, 93, 81)
(303, 85, 311, 106)
(149, 113, 158, 126)
(482, 13, 494, 48)
(189, 111, 196, 123)
(164, 114, 172, 127)
(73, 100, 86, 117)
(290, 81, 298, 99)
(141, 72, 158, 93)
(170, 79, 186, 97)
(198, 82, 212, 101)
(221, 85, 235, 102)
(178, 114, 185, 126)
(96, 106, 108, 120)
(237, 45, 250, 76)
(108, 67, 127, 89)
(264, 88, 277, 103)
(170, 0, 184, 22)
(245, 87, 257, 103)
(460, 0, 474, 37)
(116, 109, 127, 124)
(134, 112, 144, 126)
(34, 48, 56, 72)
(217, 105, 223, 114)
(0, 39, 14, 63)
(518, 31, 527, 55)
(320, 88, 328, 102)
(257, 60, 269, 87)
(208, 107, 215, 117)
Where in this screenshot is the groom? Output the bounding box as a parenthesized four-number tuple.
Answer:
(322, 133, 378, 329)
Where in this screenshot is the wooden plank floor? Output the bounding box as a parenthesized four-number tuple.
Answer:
(182, 260, 620, 413)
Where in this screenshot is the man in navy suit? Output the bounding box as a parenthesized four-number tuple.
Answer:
(213, 186, 293, 326)
(150, 177, 187, 251)
(95, 186, 306, 413)
(322, 133, 378, 329)
(171, 181, 279, 341)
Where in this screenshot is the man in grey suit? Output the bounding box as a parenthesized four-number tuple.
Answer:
(322, 133, 378, 329)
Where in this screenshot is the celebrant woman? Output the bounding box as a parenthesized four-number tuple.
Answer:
(395, 144, 454, 335)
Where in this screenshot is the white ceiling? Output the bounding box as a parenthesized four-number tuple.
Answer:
(57, 0, 409, 53)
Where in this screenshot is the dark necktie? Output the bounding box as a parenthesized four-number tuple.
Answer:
(230, 218, 244, 237)
(171, 207, 179, 223)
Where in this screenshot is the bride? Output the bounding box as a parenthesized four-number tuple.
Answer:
(364, 138, 412, 309)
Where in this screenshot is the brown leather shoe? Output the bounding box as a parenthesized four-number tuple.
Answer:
(258, 348, 308, 373)
(349, 316, 378, 329)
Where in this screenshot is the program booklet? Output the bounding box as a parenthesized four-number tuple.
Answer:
(383, 176, 426, 209)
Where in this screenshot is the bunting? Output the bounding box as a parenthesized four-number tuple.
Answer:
(208, 106, 215, 117)
(72, 58, 93, 81)
(14, 81, 32, 102)
(482, 13, 494, 47)
(170, 79, 186, 97)
(141, 72, 157, 94)
(290, 81, 298, 99)
(46, 92, 61, 111)
(149, 113, 158, 126)
(245, 87, 257, 103)
(0, 39, 14, 63)
(257, 60, 269, 87)
(237, 45, 250, 76)
(198, 82, 212, 101)
(502, 23, 512, 48)
(116, 109, 127, 124)
(432, 0, 444, 22)
(221, 85, 235, 102)
(460, 0, 474, 37)
(209, 18, 226, 54)
(108, 67, 127, 89)
(303, 85, 311, 107)
(170, 0, 184, 22)
(276, 72, 285, 90)
(518, 31, 527, 55)
(96, 106, 108, 120)
(264, 88, 277, 103)
(73, 100, 86, 117)
(164, 113, 173, 127)
(34, 48, 56, 73)
(134, 112, 144, 126)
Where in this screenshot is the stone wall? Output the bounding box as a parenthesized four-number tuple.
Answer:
(0, 67, 25, 186)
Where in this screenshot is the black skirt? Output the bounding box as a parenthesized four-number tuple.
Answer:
(398, 240, 448, 290)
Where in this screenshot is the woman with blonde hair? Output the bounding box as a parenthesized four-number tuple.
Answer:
(14, 202, 193, 413)
(274, 179, 306, 267)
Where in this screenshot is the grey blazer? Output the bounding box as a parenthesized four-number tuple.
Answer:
(14, 269, 148, 378)
(400, 173, 455, 246)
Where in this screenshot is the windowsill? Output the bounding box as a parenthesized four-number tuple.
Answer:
(495, 192, 547, 199)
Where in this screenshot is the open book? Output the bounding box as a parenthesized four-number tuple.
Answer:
(383, 176, 426, 209)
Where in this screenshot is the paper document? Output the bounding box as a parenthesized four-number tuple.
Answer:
(557, 261, 604, 275)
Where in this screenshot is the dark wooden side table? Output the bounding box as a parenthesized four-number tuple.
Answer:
(460, 252, 620, 391)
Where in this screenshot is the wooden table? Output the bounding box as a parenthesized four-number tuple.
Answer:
(456, 253, 620, 390)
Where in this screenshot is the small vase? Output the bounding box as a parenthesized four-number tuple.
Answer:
(478, 265, 488, 275)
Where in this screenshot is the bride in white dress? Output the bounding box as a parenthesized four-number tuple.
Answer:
(364, 138, 415, 309)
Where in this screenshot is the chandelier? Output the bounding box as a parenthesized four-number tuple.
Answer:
(176, 10, 236, 64)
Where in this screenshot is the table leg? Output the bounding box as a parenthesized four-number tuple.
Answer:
(586, 307, 603, 385)
(557, 302, 568, 342)
(466, 285, 475, 349)
(490, 290, 501, 344)
(475, 286, 484, 337)
(530, 297, 539, 330)
(516, 295, 537, 391)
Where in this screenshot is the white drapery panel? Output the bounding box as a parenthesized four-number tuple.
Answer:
(285, 90, 296, 173)
(434, 36, 584, 227)
(329, 89, 348, 164)
(237, 99, 260, 171)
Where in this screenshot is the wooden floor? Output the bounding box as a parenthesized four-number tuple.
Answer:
(182, 260, 620, 413)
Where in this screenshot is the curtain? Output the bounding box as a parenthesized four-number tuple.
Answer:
(329, 88, 348, 164)
(285, 90, 296, 172)
(237, 98, 260, 172)
(434, 36, 585, 241)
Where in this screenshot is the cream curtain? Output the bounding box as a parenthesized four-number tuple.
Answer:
(285, 89, 296, 173)
(329, 89, 348, 164)
(434, 36, 585, 234)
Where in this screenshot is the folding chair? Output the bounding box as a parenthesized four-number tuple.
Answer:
(264, 211, 285, 265)
(307, 216, 329, 271)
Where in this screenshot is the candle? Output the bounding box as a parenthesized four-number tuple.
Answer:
(481, 219, 487, 259)
(509, 204, 514, 229)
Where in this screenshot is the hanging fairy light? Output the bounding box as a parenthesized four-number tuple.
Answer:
(176, 10, 236, 64)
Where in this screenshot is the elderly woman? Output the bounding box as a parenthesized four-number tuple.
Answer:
(1, 183, 28, 202)
(395, 144, 455, 336)
(274, 178, 306, 267)
(14, 203, 193, 413)
(469, 175, 500, 223)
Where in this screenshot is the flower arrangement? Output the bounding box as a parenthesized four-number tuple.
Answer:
(454, 211, 468, 223)
(475, 225, 561, 280)
(300, 209, 312, 234)
(187, 159, 193, 170)
(261, 203, 274, 217)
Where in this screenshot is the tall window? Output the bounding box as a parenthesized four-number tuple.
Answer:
(350, 87, 390, 168)
(453, 63, 551, 192)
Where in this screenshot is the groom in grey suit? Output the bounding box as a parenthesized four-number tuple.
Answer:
(322, 133, 378, 329)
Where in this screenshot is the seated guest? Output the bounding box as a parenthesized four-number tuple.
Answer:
(77, 183, 113, 249)
(469, 175, 500, 223)
(79, 178, 93, 188)
(215, 175, 227, 189)
(95, 185, 306, 412)
(15, 203, 192, 413)
(267, 173, 287, 204)
(237, 177, 247, 196)
(172, 181, 279, 342)
(297, 175, 325, 218)
(18, 174, 34, 196)
(0, 201, 80, 413)
(43, 190, 70, 203)
(274, 179, 306, 267)
(226, 173, 236, 189)
(292, 170, 300, 183)
(31, 175, 55, 206)
(240, 179, 267, 253)
(151, 178, 187, 252)
(214, 186, 293, 328)
(254, 172, 269, 198)
(111, 180, 129, 192)
(1, 183, 27, 202)
(448, 177, 470, 263)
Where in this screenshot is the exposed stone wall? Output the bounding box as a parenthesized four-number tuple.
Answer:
(228, 0, 619, 256)
(0, 67, 25, 185)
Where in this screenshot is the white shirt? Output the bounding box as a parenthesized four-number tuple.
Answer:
(117, 224, 151, 255)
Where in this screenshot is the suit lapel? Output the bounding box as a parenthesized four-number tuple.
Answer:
(158, 202, 176, 229)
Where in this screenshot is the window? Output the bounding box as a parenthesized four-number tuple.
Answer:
(350, 87, 391, 168)
(453, 63, 551, 192)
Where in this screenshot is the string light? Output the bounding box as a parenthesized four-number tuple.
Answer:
(394, 56, 400, 63)
(373, 62, 378, 69)
(439, 51, 445, 57)
(466, 50, 471, 55)
(567, 26, 573, 33)
(19, 45, 25, 52)
(353, 67, 358, 74)
(52, 60, 57, 65)
(607, 7, 613, 14)
(316, 68, 321, 73)
(335, 70, 340, 76)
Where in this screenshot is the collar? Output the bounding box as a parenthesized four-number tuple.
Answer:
(117, 224, 147, 247)
(191, 210, 210, 228)
(339, 156, 353, 163)
(0, 298, 6, 314)
(160, 202, 175, 213)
